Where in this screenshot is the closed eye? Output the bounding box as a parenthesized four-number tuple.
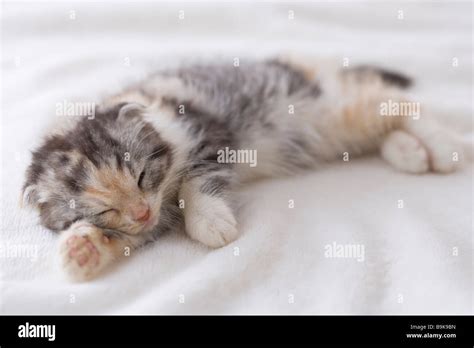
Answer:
(138, 170, 145, 188)
(96, 209, 115, 216)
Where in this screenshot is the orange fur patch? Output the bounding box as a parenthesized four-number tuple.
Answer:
(103, 90, 152, 108)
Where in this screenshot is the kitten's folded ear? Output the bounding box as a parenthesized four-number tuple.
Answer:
(117, 103, 146, 123)
(20, 184, 39, 209)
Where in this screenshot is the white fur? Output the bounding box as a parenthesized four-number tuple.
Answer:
(405, 119, 465, 173)
(179, 178, 239, 248)
(381, 130, 429, 174)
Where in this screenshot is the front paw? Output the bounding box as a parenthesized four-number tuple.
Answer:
(59, 222, 112, 281)
(184, 195, 239, 248)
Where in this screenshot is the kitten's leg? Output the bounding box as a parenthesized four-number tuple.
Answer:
(179, 174, 238, 248)
(331, 68, 464, 174)
(277, 56, 464, 174)
(58, 221, 140, 281)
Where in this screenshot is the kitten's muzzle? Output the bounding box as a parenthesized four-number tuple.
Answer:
(130, 201, 151, 223)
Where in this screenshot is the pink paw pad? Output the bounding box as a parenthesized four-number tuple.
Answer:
(66, 235, 100, 268)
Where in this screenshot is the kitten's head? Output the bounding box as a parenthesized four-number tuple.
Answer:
(22, 103, 173, 235)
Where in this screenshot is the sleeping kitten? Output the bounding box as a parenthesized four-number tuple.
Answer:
(22, 57, 465, 281)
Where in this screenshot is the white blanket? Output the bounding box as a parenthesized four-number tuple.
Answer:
(1, 1, 472, 314)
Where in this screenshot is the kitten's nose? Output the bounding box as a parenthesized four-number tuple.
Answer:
(130, 202, 150, 223)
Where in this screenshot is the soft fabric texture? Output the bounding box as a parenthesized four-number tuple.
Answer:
(1, 1, 472, 314)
